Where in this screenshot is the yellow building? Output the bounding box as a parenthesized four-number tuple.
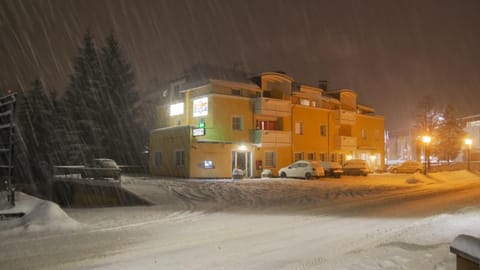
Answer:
(149, 71, 384, 178)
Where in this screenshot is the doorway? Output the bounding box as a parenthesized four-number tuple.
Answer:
(232, 151, 252, 177)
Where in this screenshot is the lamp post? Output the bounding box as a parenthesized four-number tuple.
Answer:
(465, 138, 472, 170)
(422, 135, 431, 175)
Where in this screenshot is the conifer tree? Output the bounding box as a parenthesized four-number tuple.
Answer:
(100, 33, 142, 164)
(63, 31, 107, 162)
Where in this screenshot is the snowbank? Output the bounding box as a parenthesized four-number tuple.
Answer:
(0, 192, 82, 235)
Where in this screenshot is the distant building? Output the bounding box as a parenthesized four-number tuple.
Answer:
(385, 129, 418, 164)
(149, 69, 385, 178)
(461, 114, 480, 161)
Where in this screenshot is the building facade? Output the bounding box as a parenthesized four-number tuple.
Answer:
(150, 71, 385, 178)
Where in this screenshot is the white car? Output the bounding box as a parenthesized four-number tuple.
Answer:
(278, 160, 325, 179)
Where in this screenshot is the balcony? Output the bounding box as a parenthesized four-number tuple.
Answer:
(254, 97, 291, 117)
(335, 136, 357, 151)
(334, 109, 356, 125)
(250, 129, 292, 147)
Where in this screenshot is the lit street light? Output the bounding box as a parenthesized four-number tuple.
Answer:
(465, 138, 472, 170)
(422, 135, 431, 175)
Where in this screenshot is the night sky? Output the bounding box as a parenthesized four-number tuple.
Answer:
(1, 0, 480, 130)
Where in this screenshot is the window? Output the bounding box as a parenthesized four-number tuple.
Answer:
(338, 153, 344, 165)
(307, 152, 316, 161)
(300, 98, 310, 106)
(361, 128, 367, 140)
(155, 152, 162, 168)
(320, 125, 327, 136)
(265, 151, 276, 167)
(294, 152, 304, 161)
(232, 116, 243, 130)
(169, 102, 184, 116)
(295, 122, 304, 135)
(231, 89, 242, 96)
(330, 153, 336, 162)
(175, 150, 185, 167)
(319, 152, 326, 161)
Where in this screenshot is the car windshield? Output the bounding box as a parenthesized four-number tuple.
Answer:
(98, 160, 117, 168)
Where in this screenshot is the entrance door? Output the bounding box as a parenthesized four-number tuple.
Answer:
(232, 151, 251, 177)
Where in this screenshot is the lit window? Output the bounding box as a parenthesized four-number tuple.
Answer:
(295, 122, 304, 135)
(170, 102, 184, 116)
(175, 150, 185, 167)
(232, 116, 243, 130)
(300, 99, 310, 106)
(265, 152, 276, 167)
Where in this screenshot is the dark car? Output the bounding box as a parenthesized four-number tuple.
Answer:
(319, 161, 343, 178)
(81, 158, 122, 180)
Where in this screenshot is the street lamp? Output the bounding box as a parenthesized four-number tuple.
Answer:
(422, 135, 431, 175)
(465, 138, 472, 170)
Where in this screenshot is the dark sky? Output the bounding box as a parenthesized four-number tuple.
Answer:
(1, 0, 480, 130)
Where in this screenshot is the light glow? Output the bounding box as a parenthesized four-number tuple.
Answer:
(169, 102, 184, 116)
(465, 138, 472, 146)
(422, 136, 431, 144)
(193, 97, 208, 117)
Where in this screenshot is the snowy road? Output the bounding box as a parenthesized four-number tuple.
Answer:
(1, 171, 480, 269)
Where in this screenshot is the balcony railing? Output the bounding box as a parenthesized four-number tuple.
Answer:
(250, 129, 291, 147)
(254, 97, 291, 117)
(335, 136, 357, 151)
(334, 109, 356, 125)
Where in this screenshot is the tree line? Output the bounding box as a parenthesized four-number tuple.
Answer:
(10, 31, 146, 194)
(414, 95, 466, 163)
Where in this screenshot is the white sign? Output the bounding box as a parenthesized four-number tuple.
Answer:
(170, 102, 184, 116)
(193, 128, 206, 137)
(193, 97, 208, 117)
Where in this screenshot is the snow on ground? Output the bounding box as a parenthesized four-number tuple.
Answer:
(1, 170, 480, 269)
(0, 192, 81, 236)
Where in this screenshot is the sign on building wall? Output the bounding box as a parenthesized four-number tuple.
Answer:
(170, 102, 184, 116)
(193, 97, 208, 117)
(193, 128, 206, 137)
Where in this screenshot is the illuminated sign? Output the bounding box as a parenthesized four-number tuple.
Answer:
(203, 160, 214, 169)
(193, 97, 208, 117)
(170, 102, 184, 116)
(192, 128, 206, 137)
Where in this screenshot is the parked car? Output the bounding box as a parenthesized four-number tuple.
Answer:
(278, 160, 325, 179)
(342, 159, 370, 176)
(319, 161, 343, 178)
(81, 158, 122, 180)
(388, 160, 423, 174)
